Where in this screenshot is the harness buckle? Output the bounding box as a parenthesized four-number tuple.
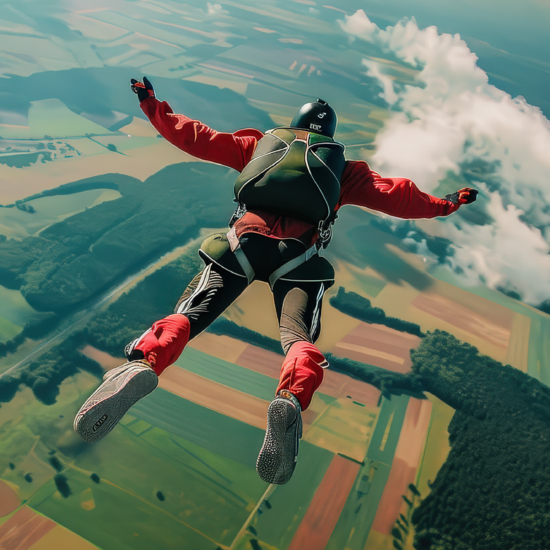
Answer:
(229, 202, 247, 228)
(317, 211, 338, 249)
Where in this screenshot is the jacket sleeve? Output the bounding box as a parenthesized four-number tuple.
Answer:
(337, 160, 459, 218)
(139, 97, 263, 172)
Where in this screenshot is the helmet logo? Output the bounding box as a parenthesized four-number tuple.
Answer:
(310, 123, 322, 131)
(318, 112, 326, 119)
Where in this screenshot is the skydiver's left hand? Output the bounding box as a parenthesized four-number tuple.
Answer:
(130, 76, 155, 102)
(445, 187, 478, 205)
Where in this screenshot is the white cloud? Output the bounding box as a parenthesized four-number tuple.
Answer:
(207, 3, 228, 15)
(340, 10, 550, 303)
(447, 191, 550, 303)
(340, 9, 378, 42)
(362, 59, 398, 105)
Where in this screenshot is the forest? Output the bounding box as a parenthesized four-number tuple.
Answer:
(409, 331, 550, 550)
(0, 162, 235, 313)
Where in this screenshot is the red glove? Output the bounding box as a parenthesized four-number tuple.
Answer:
(444, 187, 478, 205)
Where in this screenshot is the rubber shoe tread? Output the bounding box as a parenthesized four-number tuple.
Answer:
(256, 396, 302, 485)
(74, 361, 157, 443)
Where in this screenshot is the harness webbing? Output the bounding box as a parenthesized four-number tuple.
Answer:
(226, 227, 319, 289)
(226, 227, 255, 284)
(268, 245, 318, 288)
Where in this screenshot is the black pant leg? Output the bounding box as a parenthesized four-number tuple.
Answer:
(174, 261, 248, 340)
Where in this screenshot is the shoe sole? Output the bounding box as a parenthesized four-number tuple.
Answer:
(74, 368, 158, 443)
(256, 399, 300, 485)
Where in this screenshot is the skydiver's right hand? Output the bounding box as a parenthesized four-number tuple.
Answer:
(130, 76, 155, 102)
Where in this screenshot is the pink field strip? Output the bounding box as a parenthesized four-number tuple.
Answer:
(288, 454, 361, 550)
(332, 323, 422, 374)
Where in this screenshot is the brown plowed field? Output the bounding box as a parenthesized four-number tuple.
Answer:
(0, 480, 20, 518)
(320, 370, 381, 407)
(288, 454, 361, 550)
(345, 323, 420, 349)
(371, 458, 417, 535)
(235, 344, 282, 379)
(81, 345, 122, 370)
(332, 345, 407, 372)
(0, 506, 56, 550)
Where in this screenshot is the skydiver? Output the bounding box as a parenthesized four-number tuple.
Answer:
(74, 76, 477, 485)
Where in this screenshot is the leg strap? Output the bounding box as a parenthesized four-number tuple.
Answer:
(227, 227, 255, 284)
(226, 227, 319, 288)
(268, 245, 318, 289)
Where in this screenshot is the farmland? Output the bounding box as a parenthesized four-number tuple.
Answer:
(1, 0, 550, 549)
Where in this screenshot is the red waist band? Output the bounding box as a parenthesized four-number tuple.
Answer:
(233, 209, 319, 247)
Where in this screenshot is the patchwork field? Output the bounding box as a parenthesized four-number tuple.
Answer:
(1, 0, 549, 548)
(332, 323, 421, 373)
(370, 398, 432, 536)
(2, 192, 547, 550)
(287, 455, 361, 550)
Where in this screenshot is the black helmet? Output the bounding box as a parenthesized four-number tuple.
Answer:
(289, 98, 337, 138)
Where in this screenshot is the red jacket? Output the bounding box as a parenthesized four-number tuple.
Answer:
(141, 98, 459, 245)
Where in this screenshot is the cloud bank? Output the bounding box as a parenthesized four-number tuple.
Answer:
(340, 10, 550, 304)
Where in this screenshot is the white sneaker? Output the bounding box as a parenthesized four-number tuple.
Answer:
(74, 360, 157, 443)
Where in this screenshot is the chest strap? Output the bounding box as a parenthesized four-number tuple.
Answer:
(226, 227, 318, 289)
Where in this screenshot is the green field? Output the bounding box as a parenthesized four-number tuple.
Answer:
(325, 459, 392, 550)
(245, 444, 334, 549)
(28, 420, 263, 550)
(29, 467, 226, 550)
(0, 286, 52, 343)
(131, 388, 269, 468)
(1, 369, 334, 550)
(175, 347, 278, 402)
(0, 317, 22, 344)
(355, 273, 387, 298)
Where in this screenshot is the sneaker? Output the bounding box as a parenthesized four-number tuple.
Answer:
(74, 360, 158, 443)
(256, 390, 303, 485)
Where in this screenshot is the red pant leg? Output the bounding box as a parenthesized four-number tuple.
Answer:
(134, 314, 191, 376)
(276, 341, 326, 411)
